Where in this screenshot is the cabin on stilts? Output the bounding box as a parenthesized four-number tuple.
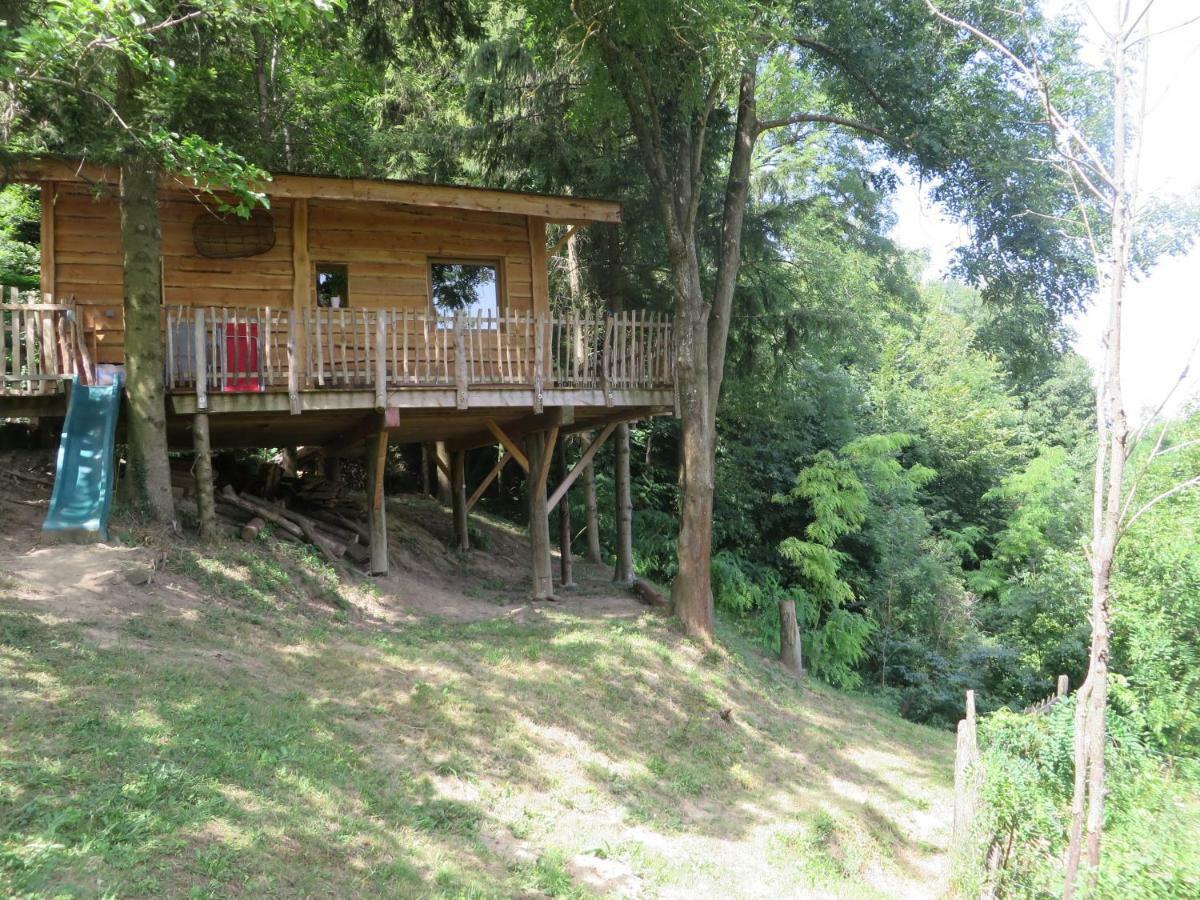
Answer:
(2, 158, 675, 597)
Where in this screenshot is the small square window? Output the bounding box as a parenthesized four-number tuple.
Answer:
(316, 264, 348, 308)
(431, 261, 499, 323)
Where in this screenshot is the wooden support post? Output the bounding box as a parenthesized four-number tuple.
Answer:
(779, 598, 803, 678)
(613, 422, 634, 585)
(953, 690, 980, 852)
(365, 429, 389, 576)
(452, 449, 469, 552)
(421, 442, 433, 496)
(557, 439, 575, 589)
(527, 431, 554, 600)
(291, 198, 310, 385)
(582, 433, 602, 564)
(1057, 674, 1069, 698)
(193, 411, 216, 541)
(193, 307, 207, 410)
(39, 182, 55, 301)
(435, 441, 452, 506)
(375, 310, 388, 409)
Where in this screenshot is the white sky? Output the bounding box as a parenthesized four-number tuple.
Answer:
(890, 0, 1200, 421)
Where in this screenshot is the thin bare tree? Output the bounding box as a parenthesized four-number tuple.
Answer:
(927, 0, 1198, 893)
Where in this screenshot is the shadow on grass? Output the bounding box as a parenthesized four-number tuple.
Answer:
(0, 568, 953, 897)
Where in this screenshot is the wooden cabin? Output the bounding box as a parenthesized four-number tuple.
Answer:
(2, 158, 674, 594)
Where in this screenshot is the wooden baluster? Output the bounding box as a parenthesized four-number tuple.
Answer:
(166, 305, 175, 389)
(9, 289, 20, 393)
(26, 308, 38, 394)
(391, 306, 398, 387)
(402, 309, 410, 383)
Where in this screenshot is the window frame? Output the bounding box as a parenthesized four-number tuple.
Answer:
(314, 262, 350, 309)
(427, 256, 506, 323)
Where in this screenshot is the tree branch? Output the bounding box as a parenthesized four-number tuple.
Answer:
(754, 112, 890, 141)
(1123, 474, 1200, 532)
(792, 35, 892, 114)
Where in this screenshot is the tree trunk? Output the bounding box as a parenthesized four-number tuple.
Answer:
(527, 431, 554, 599)
(1064, 13, 1132, 892)
(435, 440, 451, 506)
(613, 422, 635, 585)
(557, 439, 575, 588)
(421, 442, 433, 496)
(192, 412, 216, 540)
(118, 145, 175, 525)
(451, 448, 469, 551)
(582, 435, 603, 564)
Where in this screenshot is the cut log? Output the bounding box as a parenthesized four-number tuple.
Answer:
(219, 485, 347, 559)
(631, 577, 667, 608)
(241, 516, 266, 541)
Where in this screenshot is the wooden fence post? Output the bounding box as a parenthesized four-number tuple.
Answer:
(953, 690, 979, 853)
(1057, 674, 1069, 699)
(779, 598, 804, 678)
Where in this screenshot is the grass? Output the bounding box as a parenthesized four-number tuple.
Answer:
(0, 532, 954, 898)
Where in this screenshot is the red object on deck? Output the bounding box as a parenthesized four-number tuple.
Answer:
(220, 323, 262, 392)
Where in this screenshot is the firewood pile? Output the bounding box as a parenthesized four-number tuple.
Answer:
(171, 456, 372, 567)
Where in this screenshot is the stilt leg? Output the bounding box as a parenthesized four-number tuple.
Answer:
(557, 439, 575, 589)
(452, 449, 469, 552)
(527, 431, 554, 600)
(365, 430, 389, 576)
(193, 411, 216, 540)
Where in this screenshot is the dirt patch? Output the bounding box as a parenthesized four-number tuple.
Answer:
(0, 451, 646, 631)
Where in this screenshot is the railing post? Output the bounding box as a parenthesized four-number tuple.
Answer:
(533, 313, 544, 413)
(453, 310, 468, 409)
(375, 309, 389, 410)
(194, 308, 208, 410)
(286, 309, 301, 416)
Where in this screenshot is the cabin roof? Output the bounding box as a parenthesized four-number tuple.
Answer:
(15, 157, 622, 225)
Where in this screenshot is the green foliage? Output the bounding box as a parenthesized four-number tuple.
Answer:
(970, 696, 1200, 897)
(0, 185, 39, 288)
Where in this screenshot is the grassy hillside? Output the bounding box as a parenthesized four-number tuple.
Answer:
(0, 468, 953, 898)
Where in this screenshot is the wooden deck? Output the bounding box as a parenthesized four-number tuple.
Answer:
(2, 295, 675, 449)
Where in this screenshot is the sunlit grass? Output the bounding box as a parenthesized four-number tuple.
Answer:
(0, 539, 955, 898)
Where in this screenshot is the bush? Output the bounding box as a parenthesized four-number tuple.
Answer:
(968, 695, 1200, 897)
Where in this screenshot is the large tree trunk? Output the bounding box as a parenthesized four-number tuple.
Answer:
(118, 148, 175, 525)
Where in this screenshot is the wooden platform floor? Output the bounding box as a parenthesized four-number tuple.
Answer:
(0, 387, 673, 453)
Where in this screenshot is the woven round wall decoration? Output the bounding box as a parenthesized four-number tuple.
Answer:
(192, 208, 276, 258)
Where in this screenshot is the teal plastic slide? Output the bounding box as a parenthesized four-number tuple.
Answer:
(43, 374, 123, 541)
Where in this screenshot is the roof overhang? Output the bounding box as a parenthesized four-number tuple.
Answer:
(12, 157, 621, 225)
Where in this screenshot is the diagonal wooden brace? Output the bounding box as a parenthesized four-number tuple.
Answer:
(485, 418, 530, 473)
(466, 448, 514, 513)
(547, 422, 616, 513)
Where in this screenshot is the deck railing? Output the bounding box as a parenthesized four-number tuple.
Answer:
(1, 289, 94, 396)
(165, 305, 673, 410)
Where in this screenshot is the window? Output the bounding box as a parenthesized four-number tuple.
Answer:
(430, 260, 500, 323)
(316, 264, 349, 308)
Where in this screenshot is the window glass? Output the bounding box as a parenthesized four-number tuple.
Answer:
(430, 261, 499, 319)
(316, 264, 348, 308)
